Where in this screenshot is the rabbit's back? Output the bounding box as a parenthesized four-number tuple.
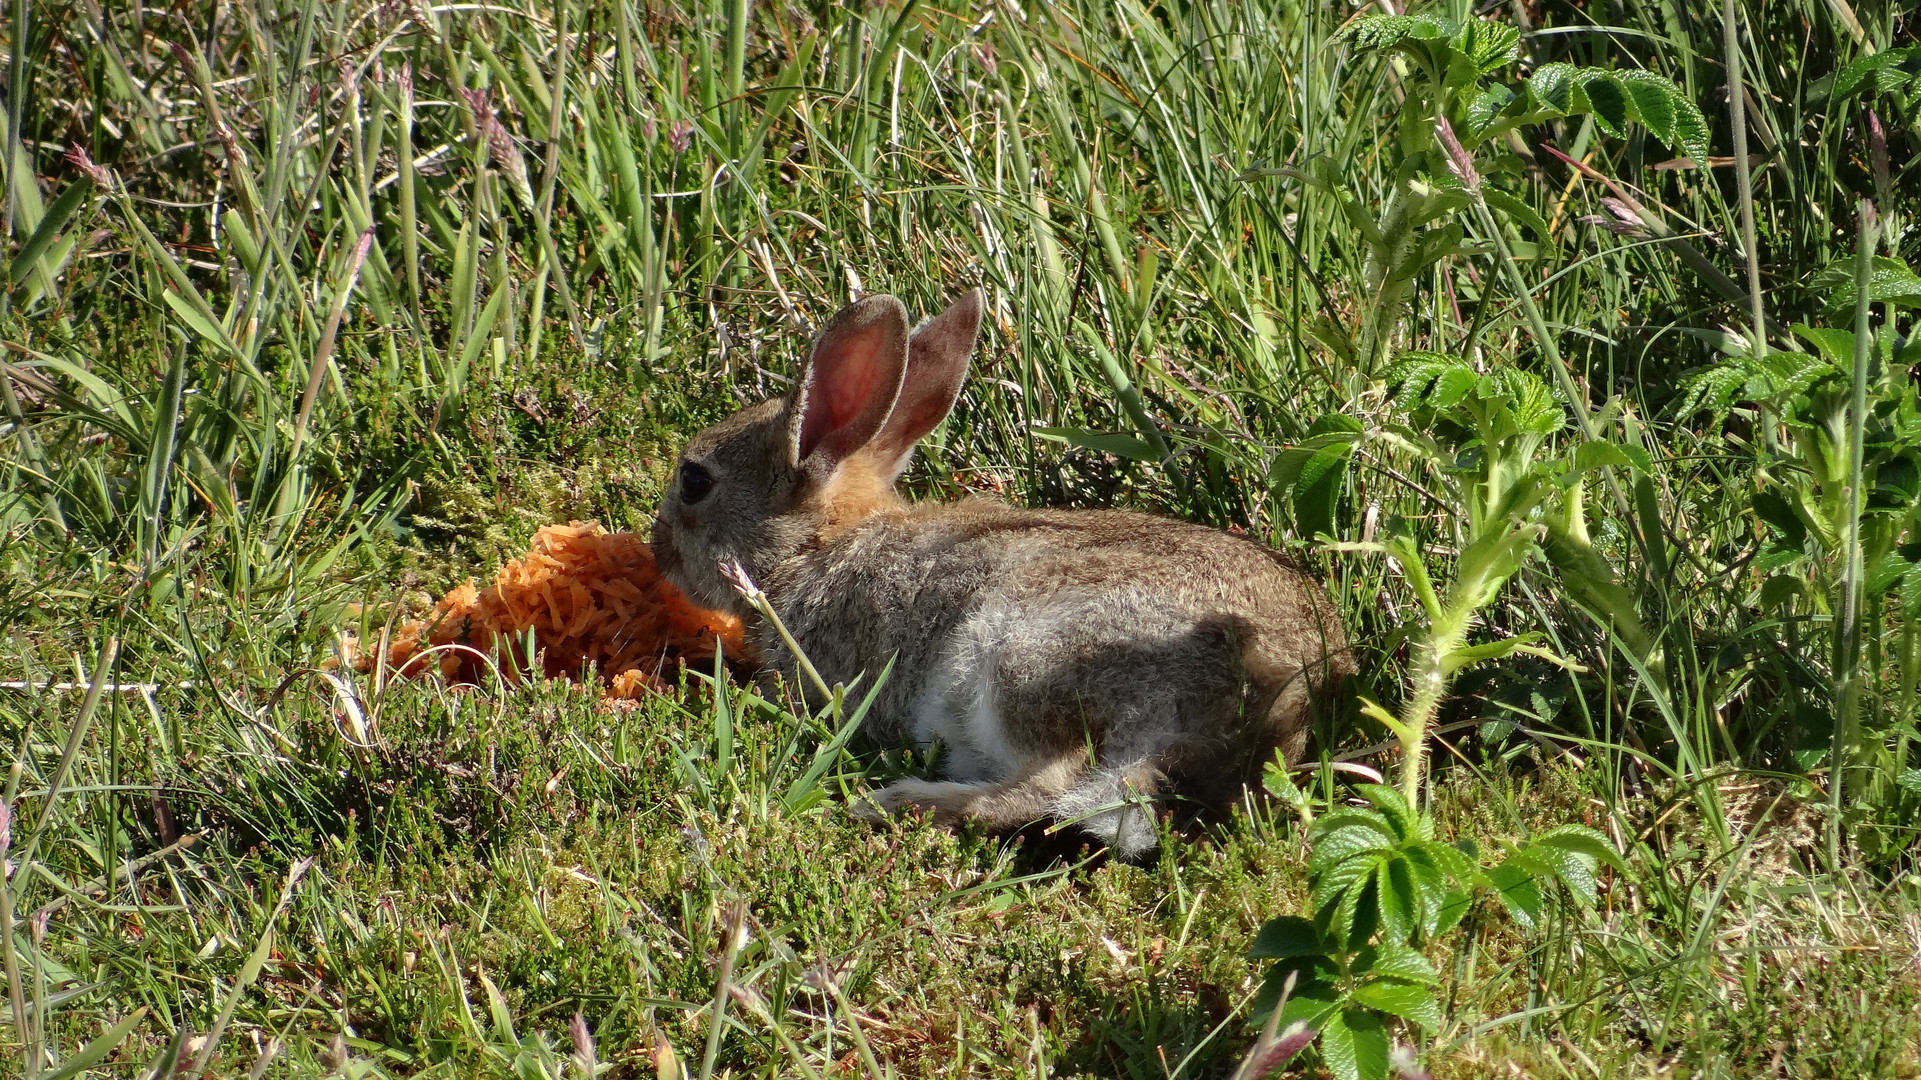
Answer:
(758, 503, 1351, 799)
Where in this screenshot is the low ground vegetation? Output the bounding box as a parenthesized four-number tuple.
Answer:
(3, 0, 1921, 1076)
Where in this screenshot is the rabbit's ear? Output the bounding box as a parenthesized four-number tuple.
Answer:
(867, 289, 983, 480)
(789, 294, 911, 476)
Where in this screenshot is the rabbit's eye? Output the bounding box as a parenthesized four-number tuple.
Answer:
(678, 461, 715, 504)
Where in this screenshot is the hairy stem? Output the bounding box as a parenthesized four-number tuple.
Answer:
(1399, 602, 1471, 805)
(1831, 199, 1877, 863)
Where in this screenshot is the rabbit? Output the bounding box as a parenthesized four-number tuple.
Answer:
(651, 289, 1353, 856)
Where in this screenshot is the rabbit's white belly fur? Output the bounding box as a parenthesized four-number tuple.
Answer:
(908, 597, 1023, 782)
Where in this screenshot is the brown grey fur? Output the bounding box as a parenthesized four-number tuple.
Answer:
(652, 291, 1352, 856)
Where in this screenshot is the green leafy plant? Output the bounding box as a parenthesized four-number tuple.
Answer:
(1293, 355, 1647, 802)
(1679, 247, 1921, 853)
(1307, 12, 1711, 371)
(1248, 783, 1623, 1080)
(1257, 354, 1646, 1077)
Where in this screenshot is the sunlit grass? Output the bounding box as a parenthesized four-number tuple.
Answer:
(1, 0, 1919, 1075)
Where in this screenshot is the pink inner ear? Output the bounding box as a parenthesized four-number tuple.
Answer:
(797, 310, 907, 466)
(809, 328, 891, 447)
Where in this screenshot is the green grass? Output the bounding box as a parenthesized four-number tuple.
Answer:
(2, 0, 1921, 1075)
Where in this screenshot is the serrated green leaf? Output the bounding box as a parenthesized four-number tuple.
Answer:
(1312, 850, 1386, 915)
(1465, 84, 1516, 137)
(1369, 943, 1441, 985)
(1902, 566, 1921, 615)
(1310, 412, 1367, 437)
(1397, 850, 1450, 940)
(1429, 365, 1481, 411)
(1294, 441, 1353, 539)
(1871, 551, 1918, 595)
(1385, 352, 1469, 413)
(1267, 974, 1341, 1029)
(1752, 490, 1808, 547)
(1758, 573, 1808, 611)
(1811, 255, 1921, 313)
(1529, 63, 1580, 115)
(1312, 808, 1402, 852)
(1579, 70, 1630, 135)
(1486, 862, 1543, 931)
(1354, 784, 1421, 839)
(1523, 841, 1599, 906)
(1612, 68, 1713, 167)
(1500, 848, 1560, 880)
(1412, 838, 1479, 882)
(1530, 824, 1628, 871)
(1489, 367, 1563, 435)
(1320, 1008, 1391, 1080)
(1571, 440, 1649, 475)
(1352, 981, 1443, 1031)
(1832, 45, 1921, 101)
(1750, 339, 1844, 400)
(1614, 69, 1677, 144)
(1264, 760, 1308, 804)
(1376, 859, 1419, 944)
(1250, 916, 1328, 960)
(1455, 19, 1521, 74)
(1332, 871, 1381, 951)
(1255, 963, 1342, 1031)
(1443, 43, 1484, 93)
(1398, 844, 1448, 899)
(1340, 13, 1453, 53)
(1434, 889, 1473, 936)
(1522, 64, 1710, 165)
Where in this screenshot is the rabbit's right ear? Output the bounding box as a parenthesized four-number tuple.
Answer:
(789, 295, 911, 478)
(866, 289, 982, 480)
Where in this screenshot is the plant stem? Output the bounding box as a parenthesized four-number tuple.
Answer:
(1360, 181, 1417, 375)
(1400, 604, 1470, 805)
(1831, 200, 1877, 864)
(397, 64, 421, 321)
(1723, 0, 1768, 359)
(1435, 119, 1638, 527)
(288, 229, 375, 464)
(697, 901, 747, 1080)
(534, 5, 584, 345)
(2, 0, 27, 281)
(724, 0, 750, 157)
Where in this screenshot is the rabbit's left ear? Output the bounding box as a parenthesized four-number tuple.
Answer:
(867, 289, 983, 480)
(790, 295, 911, 478)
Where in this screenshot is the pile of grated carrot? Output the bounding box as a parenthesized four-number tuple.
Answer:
(364, 521, 747, 698)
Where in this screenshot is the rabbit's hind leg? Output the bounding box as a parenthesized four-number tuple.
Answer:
(861, 755, 1083, 830)
(1047, 761, 1166, 858)
(863, 760, 1164, 858)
